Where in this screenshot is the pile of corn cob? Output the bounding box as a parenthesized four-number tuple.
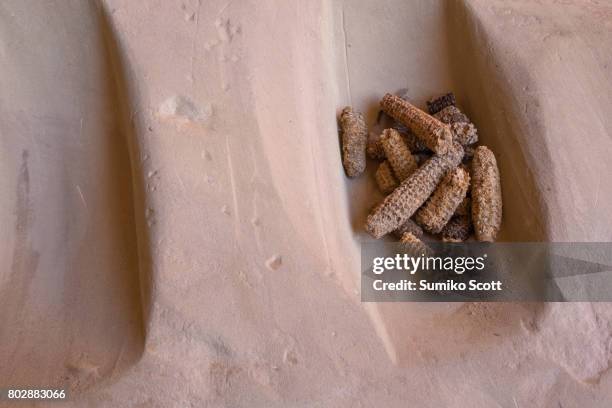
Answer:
(339, 92, 502, 246)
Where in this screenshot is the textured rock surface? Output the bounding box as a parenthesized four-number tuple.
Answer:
(534, 303, 612, 383)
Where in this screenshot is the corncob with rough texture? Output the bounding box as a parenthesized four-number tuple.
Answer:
(376, 90, 411, 126)
(463, 145, 476, 162)
(368, 128, 429, 160)
(433, 106, 479, 146)
(471, 146, 502, 242)
(399, 232, 432, 256)
(367, 131, 386, 160)
(441, 216, 472, 242)
(427, 92, 456, 115)
(451, 122, 478, 146)
(414, 166, 470, 233)
(339, 107, 367, 177)
(365, 142, 464, 238)
(380, 94, 453, 155)
(414, 152, 432, 165)
(393, 218, 423, 239)
(434, 105, 470, 124)
(375, 161, 398, 194)
(380, 129, 418, 181)
(454, 196, 471, 217)
(394, 124, 430, 153)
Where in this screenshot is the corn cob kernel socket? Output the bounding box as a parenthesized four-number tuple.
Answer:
(375, 161, 399, 194)
(380, 93, 453, 155)
(380, 128, 418, 181)
(365, 141, 464, 238)
(399, 232, 432, 257)
(451, 122, 478, 146)
(414, 166, 470, 234)
(339, 107, 367, 177)
(471, 146, 503, 242)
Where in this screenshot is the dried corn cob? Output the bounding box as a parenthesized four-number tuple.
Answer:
(367, 131, 386, 160)
(414, 152, 432, 165)
(472, 146, 502, 242)
(380, 128, 418, 181)
(380, 93, 452, 155)
(366, 129, 432, 161)
(427, 92, 456, 115)
(393, 218, 423, 239)
(434, 105, 470, 125)
(454, 196, 471, 217)
(400, 232, 432, 256)
(463, 145, 476, 162)
(365, 142, 464, 238)
(339, 107, 367, 177)
(414, 166, 470, 234)
(433, 106, 479, 146)
(377, 92, 409, 127)
(375, 161, 398, 194)
(451, 122, 478, 146)
(441, 216, 472, 242)
(393, 124, 430, 153)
